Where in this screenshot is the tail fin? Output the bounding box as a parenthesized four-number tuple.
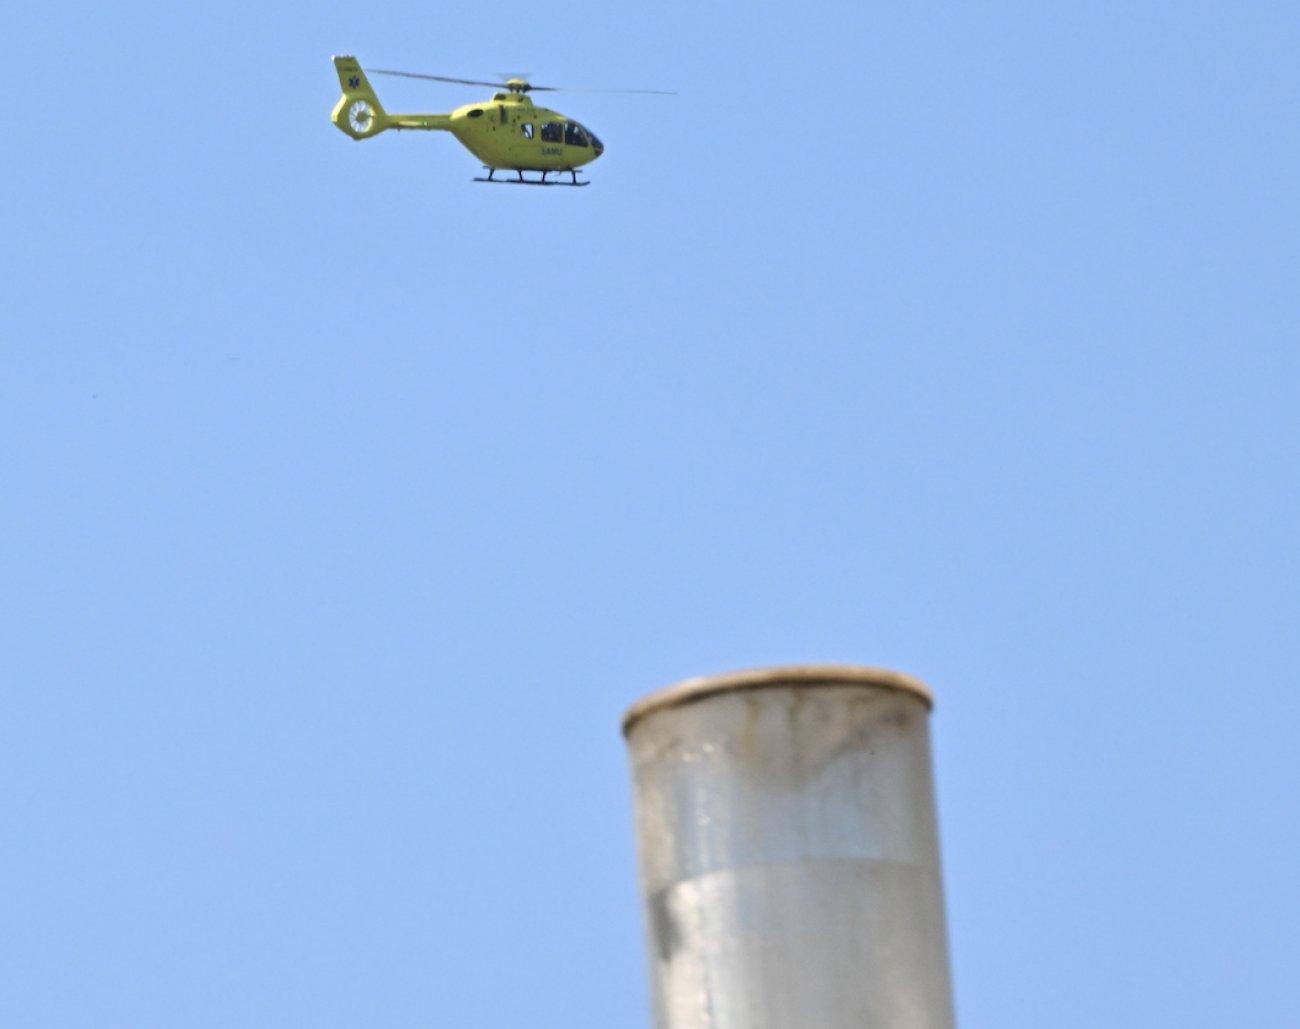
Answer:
(331, 56, 389, 140)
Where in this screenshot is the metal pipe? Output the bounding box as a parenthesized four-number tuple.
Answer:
(623, 666, 955, 1029)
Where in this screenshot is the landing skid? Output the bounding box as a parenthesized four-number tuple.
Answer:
(474, 168, 590, 187)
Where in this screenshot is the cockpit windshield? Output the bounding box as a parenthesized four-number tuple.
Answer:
(562, 122, 604, 155)
(540, 120, 604, 155)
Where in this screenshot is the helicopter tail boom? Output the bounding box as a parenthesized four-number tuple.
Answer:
(332, 56, 453, 139)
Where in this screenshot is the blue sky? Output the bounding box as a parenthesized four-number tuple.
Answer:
(4, 2, 1298, 1025)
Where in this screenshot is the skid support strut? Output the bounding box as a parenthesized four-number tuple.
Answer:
(473, 167, 589, 187)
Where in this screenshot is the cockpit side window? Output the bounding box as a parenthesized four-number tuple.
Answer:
(563, 123, 589, 147)
(540, 122, 563, 143)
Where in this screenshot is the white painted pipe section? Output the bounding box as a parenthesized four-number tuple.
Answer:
(623, 667, 955, 1029)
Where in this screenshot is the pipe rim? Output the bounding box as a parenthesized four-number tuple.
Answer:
(621, 665, 933, 737)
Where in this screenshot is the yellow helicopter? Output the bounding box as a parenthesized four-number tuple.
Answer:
(330, 56, 670, 186)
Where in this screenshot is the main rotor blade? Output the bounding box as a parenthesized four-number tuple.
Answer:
(544, 86, 677, 95)
(367, 68, 673, 95)
(369, 69, 508, 89)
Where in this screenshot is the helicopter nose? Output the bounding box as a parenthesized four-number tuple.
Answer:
(590, 132, 605, 157)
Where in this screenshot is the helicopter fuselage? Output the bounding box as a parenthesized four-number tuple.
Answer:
(436, 93, 603, 171)
(331, 57, 604, 175)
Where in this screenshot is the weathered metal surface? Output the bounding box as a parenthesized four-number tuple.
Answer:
(624, 667, 955, 1029)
